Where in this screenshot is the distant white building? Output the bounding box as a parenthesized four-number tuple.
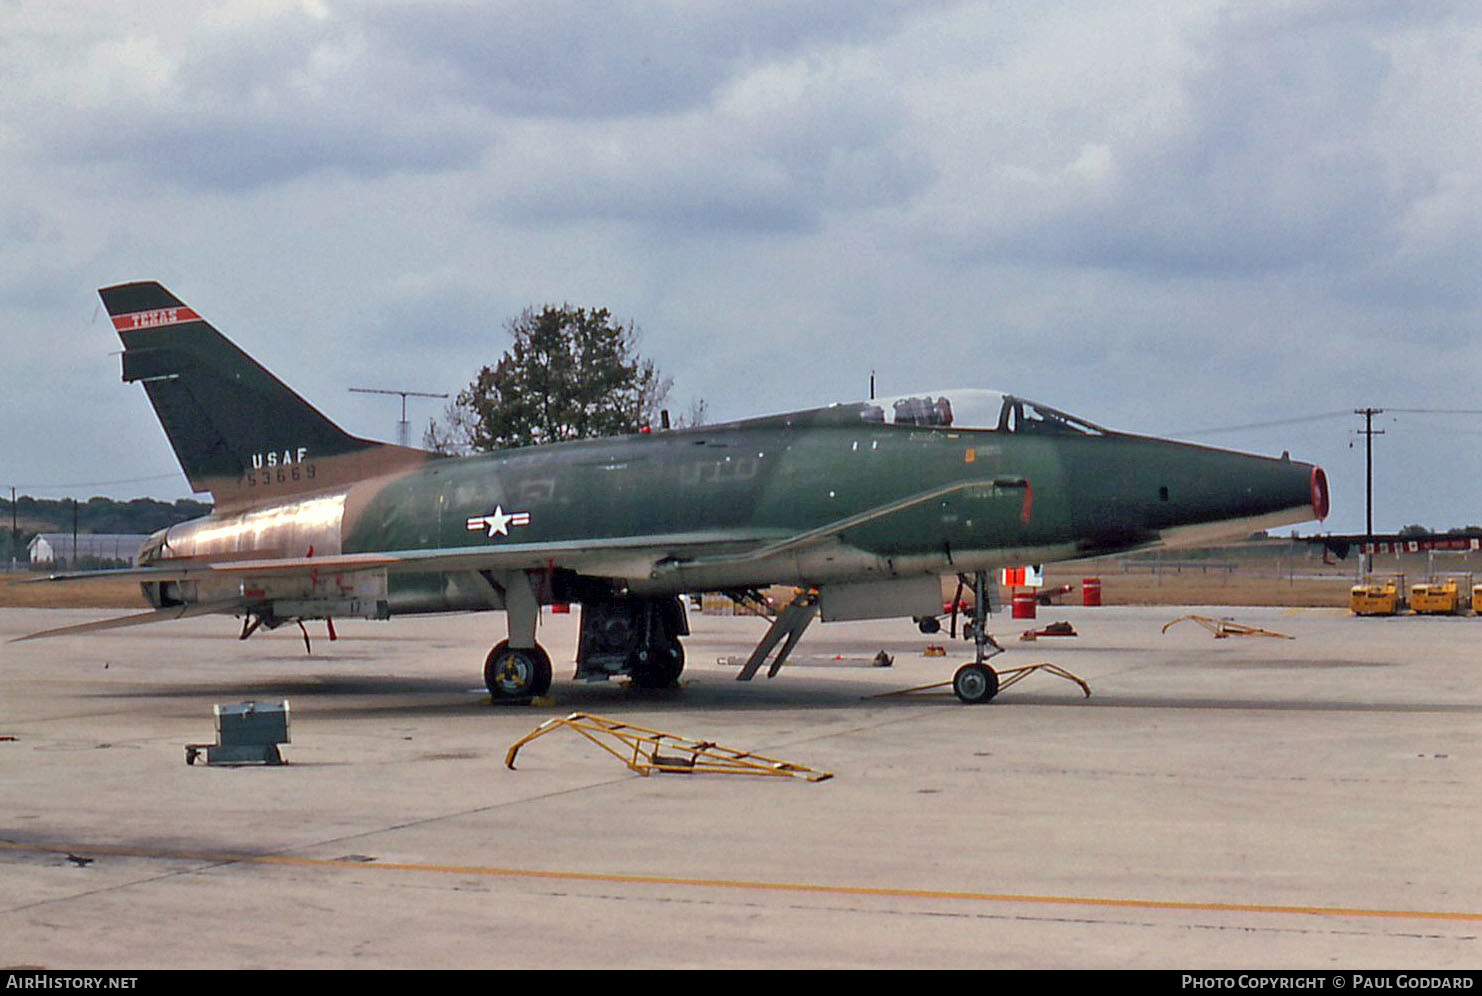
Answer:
(27, 533, 147, 567)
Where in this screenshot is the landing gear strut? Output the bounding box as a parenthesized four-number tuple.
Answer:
(479, 570, 552, 702)
(953, 570, 1004, 704)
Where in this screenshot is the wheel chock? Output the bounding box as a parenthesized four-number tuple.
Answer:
(1019, 621, 1077, 641)
(483, 694, 557, 707)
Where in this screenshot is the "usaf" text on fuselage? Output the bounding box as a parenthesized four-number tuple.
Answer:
(252, 447, 310, 469)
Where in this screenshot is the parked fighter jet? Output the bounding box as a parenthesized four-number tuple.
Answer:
(24, 282, 1329, 703)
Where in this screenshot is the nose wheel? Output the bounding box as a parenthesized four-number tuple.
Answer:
(952, 662, 1000, 704)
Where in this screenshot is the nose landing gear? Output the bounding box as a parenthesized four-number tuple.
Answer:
(953, 570, 1004, 704)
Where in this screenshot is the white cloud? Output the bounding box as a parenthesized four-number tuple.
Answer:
(482, 50, 932, 235)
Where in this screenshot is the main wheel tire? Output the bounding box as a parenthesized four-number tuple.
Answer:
(952, 662, 999, 704)
(484, 640, 553, 700)
(630, 639, 685, 689)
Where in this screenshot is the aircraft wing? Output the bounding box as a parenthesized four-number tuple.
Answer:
(17, 478, 1024, 642)
(14, 531, 785, 644)
(31, 477, 1024, 585)
(25, 530, 785, 587)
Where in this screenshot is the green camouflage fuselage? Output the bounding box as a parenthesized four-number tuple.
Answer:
(147, 405, 1322, 616)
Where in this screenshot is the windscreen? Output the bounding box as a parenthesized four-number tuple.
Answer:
(854, 390, 1103, 435)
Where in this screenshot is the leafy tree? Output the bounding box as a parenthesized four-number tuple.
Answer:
(427, 305, 676, 453)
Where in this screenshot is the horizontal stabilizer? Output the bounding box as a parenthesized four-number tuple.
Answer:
(29, 553, 401, 584)
(12, 601, 241, 643)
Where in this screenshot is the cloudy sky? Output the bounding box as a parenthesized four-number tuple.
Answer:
(3, 0, 1480, 536)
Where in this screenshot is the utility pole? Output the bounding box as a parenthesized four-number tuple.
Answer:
(350, 388, 449, 448)
(1355, 408, 1384, 575)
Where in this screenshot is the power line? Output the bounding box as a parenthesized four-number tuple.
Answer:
(1383, 408, 1482, 415)
(1178, 406, 1482, 438)
(1175, 411, 1352, 436)
(9, 472, 184, 490)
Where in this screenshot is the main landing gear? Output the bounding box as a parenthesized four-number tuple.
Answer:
(478, 569, 690, 702)
(573, 594, 688, 689)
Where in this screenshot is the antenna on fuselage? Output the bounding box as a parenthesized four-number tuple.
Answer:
(349, 388, 450, 447)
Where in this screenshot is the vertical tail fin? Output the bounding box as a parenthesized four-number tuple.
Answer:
(102, 281, 429, 509)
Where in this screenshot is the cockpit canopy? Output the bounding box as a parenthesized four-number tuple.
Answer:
(852, 389, 1106, 435)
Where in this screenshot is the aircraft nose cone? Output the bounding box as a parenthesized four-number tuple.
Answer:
(1065, 435, 1330, 556)
(1152, 444, 1330, 545)
(1245, 454, 1327, 527)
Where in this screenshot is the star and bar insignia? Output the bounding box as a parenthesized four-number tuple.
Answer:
(466, 506, 532, 538)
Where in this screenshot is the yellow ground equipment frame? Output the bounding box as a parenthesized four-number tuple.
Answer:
(505, 712, 833, 782)
(1161, 615, 1294, 639)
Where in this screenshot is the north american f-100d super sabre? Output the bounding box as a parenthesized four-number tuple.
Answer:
(24, 281, 1330, 703)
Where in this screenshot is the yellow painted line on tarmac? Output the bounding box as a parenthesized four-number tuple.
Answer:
(4, 839, 1479, 923)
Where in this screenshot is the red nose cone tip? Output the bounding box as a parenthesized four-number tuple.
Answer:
(1310, 466, 1329, 521)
